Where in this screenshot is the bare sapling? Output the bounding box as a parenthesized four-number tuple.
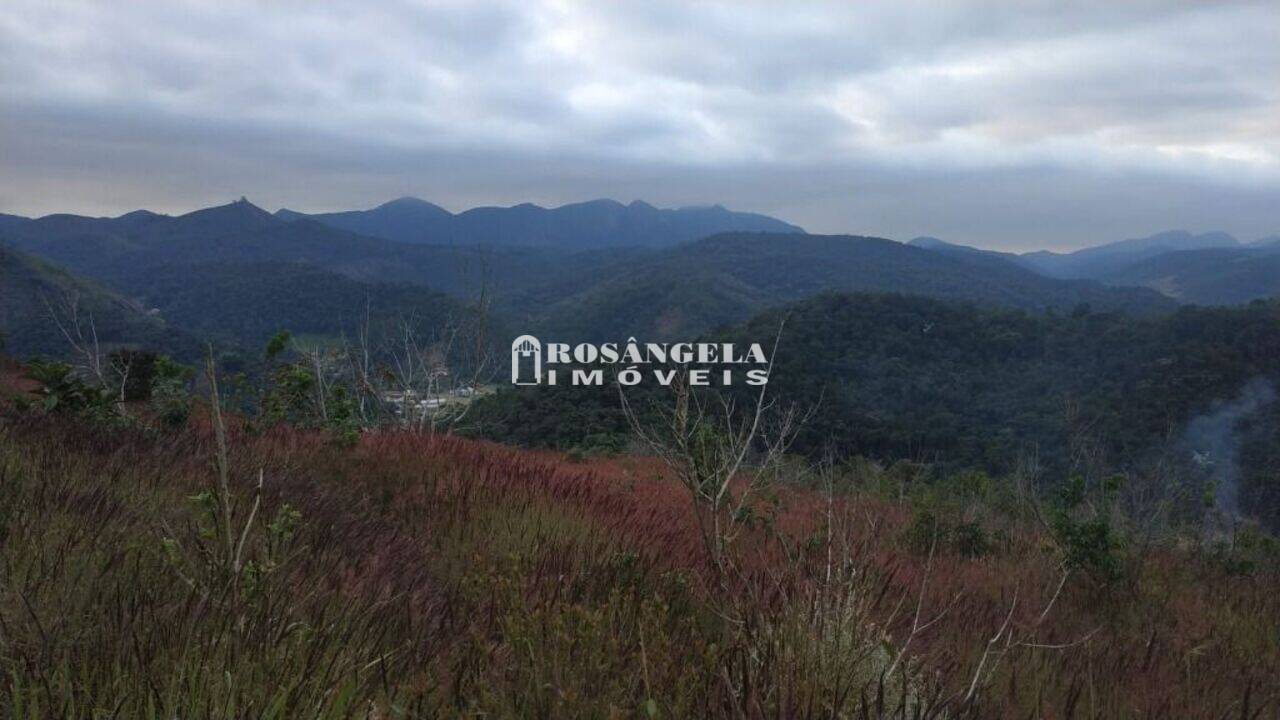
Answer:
(43, 289, 137, 412)
(621, 320, 803, 580)
(157, 352, 301, 626)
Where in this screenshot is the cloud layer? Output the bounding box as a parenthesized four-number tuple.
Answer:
(1, 0, 1276, 249)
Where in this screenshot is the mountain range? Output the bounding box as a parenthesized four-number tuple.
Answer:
(0, 197, 1275, 361)
(522, 232, 1175, 341)
(1018, 230, 1244, 279)
(1096, 247, 1280, 305)
(0, 198, 802, 353)
(276, 196, 804, 248)
(914, 229, 1280, 306)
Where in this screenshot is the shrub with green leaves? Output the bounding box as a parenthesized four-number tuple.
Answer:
(904, 508, 1002, 558)
(149, 355, 194, 427)
(1047, 474, 1128, 582)
(24, 360, 117, 419)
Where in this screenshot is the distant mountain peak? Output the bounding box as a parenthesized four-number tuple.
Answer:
(230, 196, 269, 213)
(567, 198, 628, 211)
(222, 196, 267, 212)
(115, 209, 162, 221)
(907, 236, 947, 249)
(177, 198, 276, 227)
(380, 196, 428, 206)
(376, 196, 449, 213)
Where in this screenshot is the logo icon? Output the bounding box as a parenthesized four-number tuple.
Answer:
(511, 335, 542, 385)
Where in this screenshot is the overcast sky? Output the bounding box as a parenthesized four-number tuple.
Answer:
(1, 1, 1276, 250)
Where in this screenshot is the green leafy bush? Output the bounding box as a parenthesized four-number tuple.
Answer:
(904, 508, 1001, 558)
(149, 355, 194, 428)
(24, 360, 116, 419)
(1047, 474, 1127, 582)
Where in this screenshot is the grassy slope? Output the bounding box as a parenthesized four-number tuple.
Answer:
(0, 390, 1277, 715)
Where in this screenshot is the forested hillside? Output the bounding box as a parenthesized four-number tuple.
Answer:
(118, 261, 486, 350)
(739, 294, 1278, 471)
(1097, 246, 1280, 305)
(470, 292, 1280, 527)
(1019, 230, 1243, 279)
(522, 232, 1176, 342)
(0, 245, 198, 360)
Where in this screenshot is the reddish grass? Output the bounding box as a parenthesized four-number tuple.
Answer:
(212, 421, 1280, 716)
(3, 398, 1278, 717)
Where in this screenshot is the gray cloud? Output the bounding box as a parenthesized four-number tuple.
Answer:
(0, 0, 1276, 249)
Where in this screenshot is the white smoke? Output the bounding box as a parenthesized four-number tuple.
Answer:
(1182, 377, 1276, 517)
